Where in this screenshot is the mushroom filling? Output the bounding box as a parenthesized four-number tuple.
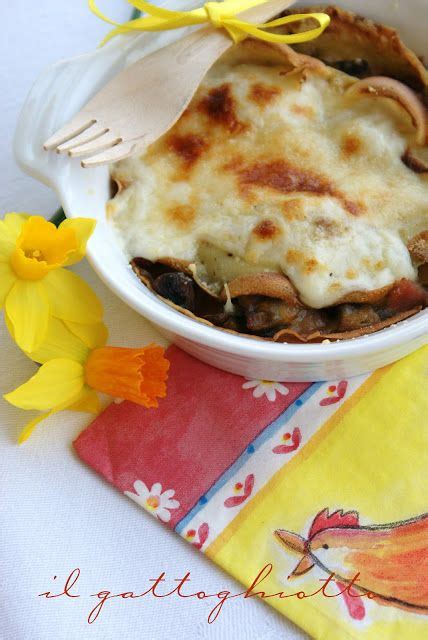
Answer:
(131, 257, 427, 342)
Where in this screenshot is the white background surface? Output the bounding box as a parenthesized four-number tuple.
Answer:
(0, 2, 307, 638)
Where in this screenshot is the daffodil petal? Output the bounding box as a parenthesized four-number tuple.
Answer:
(0, 223, 16, 260)
(69, 388, 101, 414)
(4, 358, 85, 411)
(26, 317, 90, 364)
(60, 218, 96, 266)
(0, 228, 14, 260)
(0, 213, 29, 259)
(63, 319, 108, 349)
(0, 262, 16, 308)
(18, 389, 94, 443)
(4, 212, 30, 236)
(5, 280, 50, 351)
(18, 410, 53, 444)
(43, 268, 103, 324)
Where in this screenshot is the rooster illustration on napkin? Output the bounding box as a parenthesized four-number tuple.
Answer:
(274, 508, 428, 615)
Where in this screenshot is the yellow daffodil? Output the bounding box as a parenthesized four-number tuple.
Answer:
(0, 213, 102, 352)
(4, 318, 169, 443)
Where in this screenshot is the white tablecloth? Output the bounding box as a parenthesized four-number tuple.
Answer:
(0, 2, 307, 638)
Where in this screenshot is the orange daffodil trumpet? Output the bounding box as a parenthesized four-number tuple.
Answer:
(4, 317, 169, 443)
(0, 214, 102, 352)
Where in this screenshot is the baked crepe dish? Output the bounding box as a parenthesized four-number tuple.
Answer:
(108, 5, 428, 343)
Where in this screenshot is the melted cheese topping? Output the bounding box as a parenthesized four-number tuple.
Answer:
(109, 46, 428, 308)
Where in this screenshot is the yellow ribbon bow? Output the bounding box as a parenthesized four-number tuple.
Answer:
(90, 0, 330, 46)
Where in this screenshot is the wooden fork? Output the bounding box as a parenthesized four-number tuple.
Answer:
(43, 0, 294, 167)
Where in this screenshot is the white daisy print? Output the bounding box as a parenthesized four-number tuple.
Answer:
(242, 379, 289, 402)
(124, 480, 180, 523)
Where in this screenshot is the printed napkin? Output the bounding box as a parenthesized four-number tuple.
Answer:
(74, 344, 428, 639)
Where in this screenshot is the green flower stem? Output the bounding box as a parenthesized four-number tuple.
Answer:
(50, 7, 142, 226)
(130, 7, 141, 20)
(50, 207, 66, 226)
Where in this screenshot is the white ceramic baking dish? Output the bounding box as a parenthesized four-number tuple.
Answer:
(14, 0, 428, 381)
